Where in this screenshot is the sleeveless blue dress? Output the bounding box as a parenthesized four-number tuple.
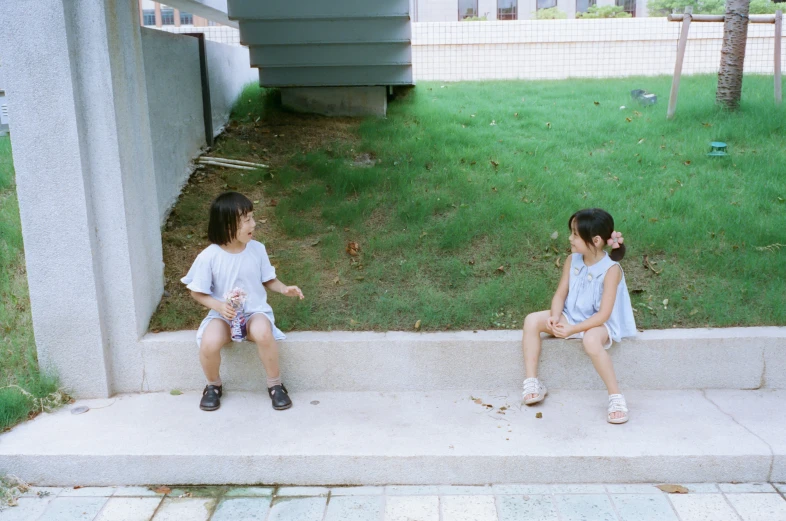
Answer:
(562, 253, 637, 347)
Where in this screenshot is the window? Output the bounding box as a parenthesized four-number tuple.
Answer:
(616, 0, 636, 15)
(537, 0, 557, 9)
(180, 11, 193, 25)
(576, 0, 596, 13)
(459, 0, 478, 19)
(498, 0, 517, 19)
(142, 9, 156, 25)
(160, 7, 175, 25)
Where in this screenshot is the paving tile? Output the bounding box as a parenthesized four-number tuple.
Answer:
(725, 493, 786, 521)
(496, 495, 558, 521)
(19, 487, 63, 498)
(151, 498, 216, 521)
(324, 495, 384, 521)
(275, 486, 329, 497)
(441, 495, 497, 521)
(491, 484, 553, 495)
(668, 494, 740, 521)
(113, 487, 165, 497)
(551, 484, 607, 494)
(268, 497, 327, 521)
(384, 495, 439, 521)
(611, 494, 679, 521)
(555, 494, 618, 521)
(679, 483, 720, 493)
(211, 497, 271, 521)
(386, 485, 442, 495)
(0, 497, 55, 521)
(329, 486, 384, 496)
(606, 484, 662, 494)
(94, 497, 163, 521)
(773, 483, 786, 494)
(224, 487, 275, 497)
(167, 487, 226, 498)
(37, 497, 109, 521)
(718, 482, 776, 493)
(58, 487, 117, 497)
(439, 485, 493, 495)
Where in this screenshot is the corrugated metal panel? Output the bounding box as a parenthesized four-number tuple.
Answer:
(228, 0, 414, 87)
(250, 43, 411, 68)
(239, 18, 411, 46)
(228, 0, 410, 20)
(259, 66, 413, 87)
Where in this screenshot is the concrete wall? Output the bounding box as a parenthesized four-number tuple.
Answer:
(141, 29, 204, 220)
(141, 28, 256, 221)
(205, 39, 258, 135)
(412, 19, 785, 80)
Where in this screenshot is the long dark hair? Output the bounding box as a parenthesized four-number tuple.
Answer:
(568, 208, 626, 261)
(208, 192, 254, 245)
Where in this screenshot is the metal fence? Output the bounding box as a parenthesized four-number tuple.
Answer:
(412, 18, 785, 81)
(154, 25, 241, 46)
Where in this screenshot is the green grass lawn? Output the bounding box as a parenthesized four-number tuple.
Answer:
(0, 137, 62, 431)
(152, 75, 786, 333)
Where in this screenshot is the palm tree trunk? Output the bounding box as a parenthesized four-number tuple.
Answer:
(716, 0, 752, 109)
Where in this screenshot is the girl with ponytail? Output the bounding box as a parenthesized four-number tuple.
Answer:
(520, 208, 637, 424)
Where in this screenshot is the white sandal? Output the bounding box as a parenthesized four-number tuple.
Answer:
(522, 377, 548, 405)
(607, 394, 629, 424)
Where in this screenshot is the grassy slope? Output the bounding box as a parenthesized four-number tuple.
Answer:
(151, 76, 786, 333)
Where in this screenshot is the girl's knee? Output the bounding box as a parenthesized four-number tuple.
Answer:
(582, 334, 605, 356)
(200, 339, 224, 355)
(523, 311, 546, 331)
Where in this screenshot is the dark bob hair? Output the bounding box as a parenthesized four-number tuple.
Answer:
(208, 192, 254, 245)
(568, 208, 626, 261)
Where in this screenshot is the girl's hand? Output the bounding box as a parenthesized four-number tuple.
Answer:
(282, 286, 305, 300)
(546, 315, 561, 332)
(552, 323, 575, 339)
(218, 301, 237, 321)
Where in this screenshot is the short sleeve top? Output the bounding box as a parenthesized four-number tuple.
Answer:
(181, 240, 277, 314)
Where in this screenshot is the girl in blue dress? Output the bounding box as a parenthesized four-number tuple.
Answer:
(521, 208, 637, 424)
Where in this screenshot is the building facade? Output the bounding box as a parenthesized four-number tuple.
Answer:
(413, 0, 648, 21)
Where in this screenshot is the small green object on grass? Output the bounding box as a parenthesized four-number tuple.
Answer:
(707, 141, 728, 157)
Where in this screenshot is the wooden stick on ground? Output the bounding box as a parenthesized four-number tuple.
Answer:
(199, 157, 269, 168)
(198, 160, 256, 171)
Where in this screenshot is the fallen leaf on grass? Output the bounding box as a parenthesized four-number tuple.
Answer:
(657, 484, 689, 494)
(626, 117, 632, 123)
(637, 138, 645, 145)
(550, 231, 559, 240)
(546, 122, 552, 129)
(268, 199, 278, 207)
(690, 309, 699, 316)
(415, 320, 422, 330)
(594, 101, 600, 105)
(346, 242, 360, 256)
(496, 266, 506, 274)
(554, 256, 561, 268)
(309, 238, 321, 247)
(490, 160, 499, 168)
(643, 255, 663, 275)
(683, 160, 691, 166)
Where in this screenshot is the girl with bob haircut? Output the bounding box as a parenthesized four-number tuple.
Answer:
(520, 208, 637, 424)
(182, 192, 304, 412)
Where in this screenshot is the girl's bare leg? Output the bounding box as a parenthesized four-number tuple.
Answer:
(199, 319, 231, 382)
(247, 314, 280, 379)
(521, 310, 567, 400)
(582, 326, 624, 420)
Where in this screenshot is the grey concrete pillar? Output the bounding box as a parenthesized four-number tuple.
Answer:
(0, 0, 163, 397)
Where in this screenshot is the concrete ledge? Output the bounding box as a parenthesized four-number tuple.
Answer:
(132, 328, 786, 393)
(1, 390, 782, 485)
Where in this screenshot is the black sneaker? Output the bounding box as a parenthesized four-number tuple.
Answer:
(200, 384, 222, 411)
(267, 384, 292, 410)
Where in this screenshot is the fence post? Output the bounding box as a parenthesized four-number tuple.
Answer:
(668, 7, 692, 119)
(774, 9, 783, 105)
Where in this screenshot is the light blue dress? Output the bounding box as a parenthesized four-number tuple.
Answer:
(562, 252, 637, 347)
